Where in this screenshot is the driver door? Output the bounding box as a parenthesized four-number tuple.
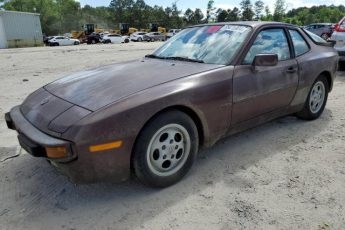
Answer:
(60, 37, 69, 46)
(231, 28, 299, 125)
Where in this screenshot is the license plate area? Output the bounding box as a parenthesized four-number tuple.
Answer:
(18, 134, 46, 157)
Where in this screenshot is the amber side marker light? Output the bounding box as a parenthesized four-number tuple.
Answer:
(46, 146, 68, 158)
(89, 141, 123, 152)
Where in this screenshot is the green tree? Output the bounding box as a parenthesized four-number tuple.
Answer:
(273, 0, 286, 21)
(254, 0, 264, 20)
(240, 0, 254, 21)
(194, 8, 204, 24)
(216, 8, 229, 22)
(206, 0, 216, 22)
(184, 8, 194, 24)
(227, 7, 240, 21)
(262, 5, 273, 21)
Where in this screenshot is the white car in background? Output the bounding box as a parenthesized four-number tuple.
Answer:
(331, 16, 345, 62)
(166, 29, 181, 39)
(130, 32, 147, 42)
(48, 36, 80, 46)
(102, 34, 130, 44)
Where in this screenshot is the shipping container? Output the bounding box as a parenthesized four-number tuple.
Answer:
(0, 10, 43, 48)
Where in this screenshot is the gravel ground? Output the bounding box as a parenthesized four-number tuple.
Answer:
(0, 42, 345, 230)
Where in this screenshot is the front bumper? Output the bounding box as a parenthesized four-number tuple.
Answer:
(6, 106, 76, 162)
(338, 50, 345, 61)
(6, 106, 132, 183)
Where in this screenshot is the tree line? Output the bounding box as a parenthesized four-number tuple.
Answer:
(0, 0, 344, 35)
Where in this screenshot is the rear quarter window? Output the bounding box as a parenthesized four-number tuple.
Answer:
(303, 29, 328, 44)
(289, 30, 310, 56)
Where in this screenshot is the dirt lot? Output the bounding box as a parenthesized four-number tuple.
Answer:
(0, 43, 345, 230)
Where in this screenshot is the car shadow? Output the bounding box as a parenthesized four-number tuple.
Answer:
(0, 110, 333, 229)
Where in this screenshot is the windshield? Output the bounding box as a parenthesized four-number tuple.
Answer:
(151, 25, 252, 65)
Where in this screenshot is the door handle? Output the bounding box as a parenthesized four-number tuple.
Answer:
(286, 67, 297, 74)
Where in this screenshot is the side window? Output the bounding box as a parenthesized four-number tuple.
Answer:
(289, 30, 310, 56)
(243, 28, 291, 64)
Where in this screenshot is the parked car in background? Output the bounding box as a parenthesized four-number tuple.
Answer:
(143, 32, 166, 42)
(130, 32, 147, 42)
(100, 32, 110, 39)
(43, 35, 53, 46)
(166, 29, 181, 39)
(330, 16, 345, 62)
(102, 34, 129, 44)
(304, 23, 333, 40)
(6, 22, 338, 188)
(48, 36, 80, 46)
(86, 32, 102, 44)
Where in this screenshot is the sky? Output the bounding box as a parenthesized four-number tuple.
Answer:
(78, 0, 345, 11)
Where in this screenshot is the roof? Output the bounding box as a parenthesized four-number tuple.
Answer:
(0, 10, 40, 16)
(191, 21, 295, 29)
(306, 23, 333, 25)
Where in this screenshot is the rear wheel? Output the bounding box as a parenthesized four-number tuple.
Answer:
(296, 75, 329, 120)
(133, 110, 199, 188)
(138, 37, 142, 42)
(74, 41, 79, 45)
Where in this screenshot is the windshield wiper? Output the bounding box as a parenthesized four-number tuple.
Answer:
(164, 56, 204, 63)
(145, 54, 165, 59)
(145, 54, 204, 63)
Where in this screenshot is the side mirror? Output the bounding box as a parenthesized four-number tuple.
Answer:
(252, 54, 278, 67)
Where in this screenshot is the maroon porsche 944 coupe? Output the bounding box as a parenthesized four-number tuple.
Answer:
(6, 22, 338, 187)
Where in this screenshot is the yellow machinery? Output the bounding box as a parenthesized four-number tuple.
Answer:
(142, 23, 166, 34)
(115, 23, 138, 35)
(72, 23, 140, 40)
(72, 24, 95, 41)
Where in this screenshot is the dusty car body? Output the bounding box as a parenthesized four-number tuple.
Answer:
(6, 22, 338, 187)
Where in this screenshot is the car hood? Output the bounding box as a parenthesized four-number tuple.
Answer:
(44, 59, 221, 111)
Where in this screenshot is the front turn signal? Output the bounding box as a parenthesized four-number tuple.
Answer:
(89, 141, 123, 152)
(46, 146, 68, 158)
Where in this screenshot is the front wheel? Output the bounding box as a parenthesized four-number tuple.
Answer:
(296, 75, 329, 120)
(133, 110, 199, 187)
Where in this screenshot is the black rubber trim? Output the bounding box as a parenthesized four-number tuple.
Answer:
(5, 112, 15, 130)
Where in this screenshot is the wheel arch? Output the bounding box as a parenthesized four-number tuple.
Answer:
(319, 70, 333, 92)
(130, 105, 206, 170)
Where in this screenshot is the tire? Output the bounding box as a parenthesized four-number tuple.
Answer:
(74, 41, 79, 45)
(151, 38, 155, 42)
(296, 75, 329, 120)
(124, 38, 129, 43)
(133, 110, 199, 188)
(91, 39, 96, 44)
(138, 37, 142, 42)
